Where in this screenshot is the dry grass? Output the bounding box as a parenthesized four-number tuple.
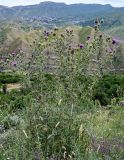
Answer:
(7, 83, 21, 91)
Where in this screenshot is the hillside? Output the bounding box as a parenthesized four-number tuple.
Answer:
(106, 26, 124, 41)
(0, 23, 41, 57)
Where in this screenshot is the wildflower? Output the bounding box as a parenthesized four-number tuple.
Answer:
(79, 44, 84, 49)
(106, 47, 113, 53)
(11, 61, 17, 67)
(112, 39, 117, 45)
(44, 30, 50, 37)
(11, 52, 16, 56)
(46, 32, 49, 36)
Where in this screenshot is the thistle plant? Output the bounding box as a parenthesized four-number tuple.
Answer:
(87, 18, 120, 76)
(1, 21, 123, 159)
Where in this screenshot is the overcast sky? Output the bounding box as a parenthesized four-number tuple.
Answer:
(0, 0, 124, 7)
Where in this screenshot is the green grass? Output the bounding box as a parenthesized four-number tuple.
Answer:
(79, 27, 92, 43)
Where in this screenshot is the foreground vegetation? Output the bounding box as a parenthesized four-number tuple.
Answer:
(0, 20, 124, 160)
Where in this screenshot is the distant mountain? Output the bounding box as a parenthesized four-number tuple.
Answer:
(0, 2, 119, 20)
(0, 6, 14, 20)
(11, 2, 114, 18)
(0, 2, 124, 30)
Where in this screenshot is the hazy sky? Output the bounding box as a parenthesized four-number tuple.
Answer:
(0, 0, 124, 7)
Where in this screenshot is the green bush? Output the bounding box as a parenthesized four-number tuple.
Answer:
(93, 74, 124, 105)
(0, 72, 21, 84)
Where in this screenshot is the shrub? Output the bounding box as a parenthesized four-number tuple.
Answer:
(93, 74, 124, 105)
(0, 72, 21, 84)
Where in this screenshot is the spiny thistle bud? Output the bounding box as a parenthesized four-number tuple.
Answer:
(68, 45, 71, 50)
(94, 25, 98, 31)
(106, 37, 111, 42)
(45, 37, 48, 41)
(95, 18, 99, 25)
(38, 42, 41, 46)
(99, 34, 103, 39)
(46, 32, 50, 36)
(70, 30, 73, 34)
(65, 29, 70, 34)
(53, 33, 56, 36)
(87, 35, 91, 40)
(100, 18, 104, 24)
(54, 27, 58, 31)
(71, 49, 75, 54)
(60, 34, 65, 38)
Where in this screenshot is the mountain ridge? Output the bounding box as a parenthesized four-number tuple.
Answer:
(0, 2, 123, 20)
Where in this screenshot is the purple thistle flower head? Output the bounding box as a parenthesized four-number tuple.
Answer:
(112, 38, 118, 45)
(11, 52, 16, 56)
(44, 30, 50, 37)
(11, 61, 17, 67)
(79, 44, 84, 49)
(46, 32, 50, 36)
(112, 39, 117, 45)
(106, 47, 113, 53)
